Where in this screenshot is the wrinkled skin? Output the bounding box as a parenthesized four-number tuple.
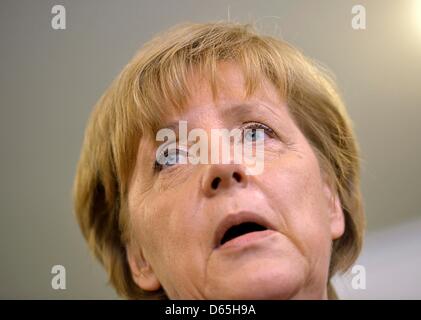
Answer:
(126, 63, 344, 299)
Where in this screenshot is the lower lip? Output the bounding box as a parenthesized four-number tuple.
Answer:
(218, 230, 276, 250)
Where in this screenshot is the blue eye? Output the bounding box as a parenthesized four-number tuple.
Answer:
(242, 122, 273, 143)
(155, 148, 188, 171)
(244, 128, 265, 142)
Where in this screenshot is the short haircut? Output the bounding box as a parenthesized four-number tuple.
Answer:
(73, 21, 365, 299)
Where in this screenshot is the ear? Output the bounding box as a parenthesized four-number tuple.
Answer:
(126, 243, 161, 292)
(323, 180, 345, 240)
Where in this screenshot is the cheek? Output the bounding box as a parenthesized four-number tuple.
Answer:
(261, 152, 332, 253)
(133, 188, 210, 295)
(131, 199, 165, 256)
(134, 187, 201, 263)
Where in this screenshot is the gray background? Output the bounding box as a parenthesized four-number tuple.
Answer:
(0, 0, 420, 299)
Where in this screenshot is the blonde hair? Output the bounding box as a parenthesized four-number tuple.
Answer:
(73, 21, 365, 299)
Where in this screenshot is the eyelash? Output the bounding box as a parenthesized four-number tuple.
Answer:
(153, 122, 275, 172)
(241, 122, 275, 138)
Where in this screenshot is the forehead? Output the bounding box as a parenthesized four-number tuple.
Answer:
(155, 62, 285, 131)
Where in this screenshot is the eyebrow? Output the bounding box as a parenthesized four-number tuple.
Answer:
(221, 103, 258, 121)
(156, 102, 280, 134)
(221, 102, 281, 125)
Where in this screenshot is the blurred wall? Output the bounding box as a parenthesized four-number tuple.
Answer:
(0, 0, 420, 299)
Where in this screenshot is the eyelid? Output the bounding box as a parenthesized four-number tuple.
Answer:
(156, 148, 188, 168)
(154, 122, 279, 173)
(154, 144, 189, 172)
(241, 121, 275, 136)
(156, 139, 188, 159)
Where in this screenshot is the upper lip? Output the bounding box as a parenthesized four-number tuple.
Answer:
(214, 211, 276, 248)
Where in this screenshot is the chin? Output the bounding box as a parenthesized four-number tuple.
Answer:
(208, 258, 308, 300)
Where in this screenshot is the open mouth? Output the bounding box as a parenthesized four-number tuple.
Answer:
(220, 222, 268, 246)
(214, 212, 276, 249)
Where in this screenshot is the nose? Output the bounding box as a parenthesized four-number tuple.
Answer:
(201, 163, 248, 197)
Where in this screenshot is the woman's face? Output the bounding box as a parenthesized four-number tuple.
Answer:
(127, 63, 345, 299)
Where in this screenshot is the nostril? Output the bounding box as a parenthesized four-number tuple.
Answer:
(232, 172, 242, 183)
(211, 177, 221, 189)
